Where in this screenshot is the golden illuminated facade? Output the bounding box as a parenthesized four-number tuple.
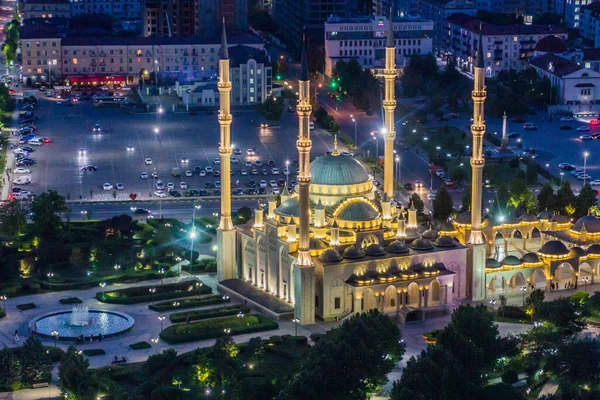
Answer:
(383, 13, 397, 199)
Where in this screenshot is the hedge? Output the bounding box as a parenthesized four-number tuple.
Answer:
(160, 314, 279, 344)
(149, 294, 227, 312)
(83, 349, 106, 357)
(44, 347, 65, 363)
(497, 306, 528, 320)
(16, 303, 36, 311)
(59, 297, 82, 305)
(0, 308, 5, 319)
(96, 279, 211, 304)
(169, 305, 250, 323)
(570, 291, 590, 304)
(180, 258, 217, 273)
(129, 341, 152, 350)
(36, 270, 177, 292)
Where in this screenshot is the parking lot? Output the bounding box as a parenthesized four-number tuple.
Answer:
(15, 93, 340, 201)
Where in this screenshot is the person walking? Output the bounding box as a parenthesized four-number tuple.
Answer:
(14, 329, 19, 342)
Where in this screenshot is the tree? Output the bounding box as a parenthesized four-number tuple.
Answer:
(278, 310, 405, 400)
(536, 297, 587, 336)
(30, 191, 67, 241)
(18, 336, 51, 385)
(492, 183, 510, 216)
(0, 200, 27, 238)
(460, 186, 471, 212)
(545, 340, 600, 384)
(409, 193, 425, 215)
(69, 247, 86, 269)
(59, 346, 91, 400)
(576, 184, 597, 217)
(0, 347, 22, 391)
(433, 185, 453, 221)
(212, 335, 239, 359)
(257, 96, 284, 121)
(556, 182, 576, 215)
(537, 183, 556, 212)
(237, 206, 253, 223)
(525, 289, 545, 314)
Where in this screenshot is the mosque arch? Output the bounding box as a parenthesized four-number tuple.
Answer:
(360, 234, 379, 249)
(384, 285, 397, 312)
(530, 268, 546, 289)
(278, 246, 285, 297)
(430, 280, 441, 304)
(407, 282, 419, 307)
(256, 236, 267, 288)
(554, 262, 577, 289)
(487, 274, 506, 295)
(509, 271, 527, 291)
(579, 262, 593, 285)
(363, 288, 376, 310)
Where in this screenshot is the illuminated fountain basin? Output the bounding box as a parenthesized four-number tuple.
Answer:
(29, 308, 134, 340)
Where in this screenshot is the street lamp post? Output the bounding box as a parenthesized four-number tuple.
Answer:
(351, 115, 357, 148)
(292, 318, 300, 337)
(159, 268, 165, 284)
(0, 295, 6, 312)
(584, 151, 590, 186)
(149, 287, 156, 304)
(189, 230, 197, 275)
(196, 281, 203, 298)
(285, 160, 290, 187)
(51, 330, 59, 347)
(560, 172, 564, 185)
(151, 337, 159, 353)
(583, 276, 589, 292)
(99, 282, 106, 301)
(395, 155, 400, 198)
(158, 315, 165, 331)
(520, 286, 527, 307)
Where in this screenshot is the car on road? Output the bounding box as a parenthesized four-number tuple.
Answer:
(133, 208, 151, 215)
(81, 165, 98, 171)
(154, 190, 166, 197)
(185, 170, 192, 177)
(186, 190, 200, 197)
(577, 126, 590, 132)
(444, 178, 454, 186)
(236, 188, 244, 195)
(255, 160, 263, 167)
(559, 163, 576, 171)
(199, 170, 207, 177)
(269, 180, 277, 188)
(523, 123, 537, 130)
(215, 181, 221, 188)
(268, 160, 275, 167)
(213, 170, 220, 177)
(591, 119, 600, 126)
(127, 145, 134, 151)
(426, 192, 436, 200)
(246, 149, 255, 156)
(559, 124, 573, 130)
(144, 158, 152, 165)
(199, 190, 209, 196)
(591, 180, 600, 186)
(560, 116, 573, 122)
(167, 182, 175, 190)
(272, 168, 280, 175)
(205, 166, 213, 173)
(272, 187, 281, 195)
(248, 188, 257, 195)
(260, 122, 268, 128)
(180, 182, 188, 189)
(259, 180, 267, 188)
(577, 174, 592, 180)
(213, 157, 220, 164)
(230, 156, 240, 164)
(103, 183, 113, 190)
(205, 182, 213, 188)
(14, 168, 30, 174)
(248, 180, 256, 188)
(251, 168, 259, 175)
(580, 135, 593, 140)
(244, 161, 252, 167)
(17, 159, 34, 167)
(507, 133, 520, 139)
(414, 180, 424, 188)
(169, 190, 181, 197)
(262, 169, 268, 175)
(93, 123, 101, 132)
(240, 169, 248, 176)
(233, 148, 242, 155)
(116, 183, 124, 190)
(13, 148, 28, 155)
(155, 181, 165, 190)
(214, 189, 221, 196)
(181, 157, 189, 164)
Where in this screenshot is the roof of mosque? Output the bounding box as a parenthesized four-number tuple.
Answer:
(310, 155, 370, 186)
(519, 213, 538, 223)
(410, 238, 434, 251)
(342, 245, 366, 259)
(537, 210, 554, 220)
(521, 252, 541, 263)
(572, 215, 600, 233)
(501, 255, 522, 266)
(365, 243, 386, 257)
(274, 197, 299, 217)
(434, 236, 457, 248)
(587, 244, 600, 255)
(319, 248, 343, 263)
(386, 240, 410, 254)
(455, 211, 471, 224)
(336, 201, 380, 221)
(539, 240, 569, 255)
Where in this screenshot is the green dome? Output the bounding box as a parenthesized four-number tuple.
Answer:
(310, 155, 370, 186)
(336, 201, 380, 221)
(274, 197, 299, 217)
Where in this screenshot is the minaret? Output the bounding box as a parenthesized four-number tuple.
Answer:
(293, 32, 316, 326)
(500, 112, 508, 151)
(383, 11, 397, 199)
(468, 28, 486, 245)
(216, 21, 236, 282)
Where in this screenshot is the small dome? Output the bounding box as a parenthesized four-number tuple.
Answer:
(539, 240, 569, 256)
(343, 245, 365, 259)
(398, 270, 418, 279)
(521, 252, 540, 263)
(500, 214, 519, 225)
(274, 197, 299, 217)
(336, 201, 380, 222)
(319, 249, 343, 263)
(438, 221, 456, 233)
(310, 155, 370, 186)
(550, 214, 569, 224)
(570, 246, 586, 258)
(535, 35, 567, 53)
(502, 255, 522, 266)
(537, 210, 554, 221)
(310, 238, 327, 250)
(434, 236, 456, 248)
(486, 258, 501, 269)
(386, 240, 409, 254)
(587, 244, 600, 255)
(365, 243, 386, 257)
(519, 213, 538, 223)
(572, 215, 600, 233)
(410, 238, 434, 251)
(422, 228, 439, 240)
(455, 211, 471, 225)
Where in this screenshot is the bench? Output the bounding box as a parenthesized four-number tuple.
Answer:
(32, 382, 49, 389)
(111, 358, 127, 365)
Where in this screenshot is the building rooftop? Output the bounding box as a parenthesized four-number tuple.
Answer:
(61, 33, 263, 46)
(24, 0, 70, 4)
(529, 53, 583, 78)
(535, 35, 568, 53)
(583, 48, 600, 61)
(446, 13, 568, 36)
(228, 44, 270, 67)
(326, 14, 430, 24)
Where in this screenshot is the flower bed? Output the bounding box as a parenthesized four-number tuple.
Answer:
(96, 279, 211, 304)
(59, 297, 82, 305)
(160, 314, 278, 344)
(83, 349, 106, 357)
(148, 294, 227, 312)
(16, 303, 36, 311)
(129, 341, 151, 350)
(169, 305, 250, 323)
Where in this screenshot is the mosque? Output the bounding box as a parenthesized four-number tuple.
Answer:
(215, 21, 600, 325)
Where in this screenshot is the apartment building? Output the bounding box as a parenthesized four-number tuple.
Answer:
(324, 15, 433, 76)
(416, 0, 476, 51)
(143, 0, 196, 37)
(24, 0, 71, 20)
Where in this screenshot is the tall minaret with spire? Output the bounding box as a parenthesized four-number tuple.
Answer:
(383, 11, 397, 199)
(293, 32, 315, 326)
(468, 28, 486, 246)
(216, 20, 236, 282)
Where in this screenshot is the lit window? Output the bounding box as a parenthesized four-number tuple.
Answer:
(513, 36, 517, 41)
(72, 58, 78, 64)
(487, 52, 491, 58)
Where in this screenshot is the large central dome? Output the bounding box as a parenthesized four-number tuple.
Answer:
(310, 155, 370, 186)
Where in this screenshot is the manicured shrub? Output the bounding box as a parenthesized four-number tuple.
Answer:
(129, 341, 152, 350)
(569, 291, 590, 304)
(0, 308, 5, 319)
(497, 306, 528, 320)
(82, 349, 105, 356)
(160, 315, 278, 344)
(169, 305, 249, 323)
(501, 369, 519, 384)
(96, 279, 211, 304)
(44, 346, 65, 363)
(16, 303, 36, 311)
(149, 294, 227, 312)
(59, 297, 82, 305)
(23, 282, 41, 294)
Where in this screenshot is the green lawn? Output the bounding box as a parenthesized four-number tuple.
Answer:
(97, 279, 211, 304)
(169, 305, 250, 323)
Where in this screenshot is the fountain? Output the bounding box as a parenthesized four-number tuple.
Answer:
(70, 305, 89, 326)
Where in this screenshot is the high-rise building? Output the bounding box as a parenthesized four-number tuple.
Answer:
(555, 0, 594, 29)
(273, 0, 358, 54)
(196, 0, 248, 37)
(144, 0, 196, 37)
(373, 0, 418, 17)
(416, 0, 476, 51)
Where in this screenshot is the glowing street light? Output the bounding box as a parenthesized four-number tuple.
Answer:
(520, 286, 527, 307)
(292, 318, 300, 337)
(149, 287, 156, 304)
(154, 126, 159, 134)
(583, 276, 590, 292)
(584, 151, 590, 186)
(158, 315, 165, 330)
(51, 330, 59, 347)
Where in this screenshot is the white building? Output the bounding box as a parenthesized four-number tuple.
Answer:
(324, 15, 433, 77)
(445, 14, 568, 77)
(529, 52, 600, 109)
